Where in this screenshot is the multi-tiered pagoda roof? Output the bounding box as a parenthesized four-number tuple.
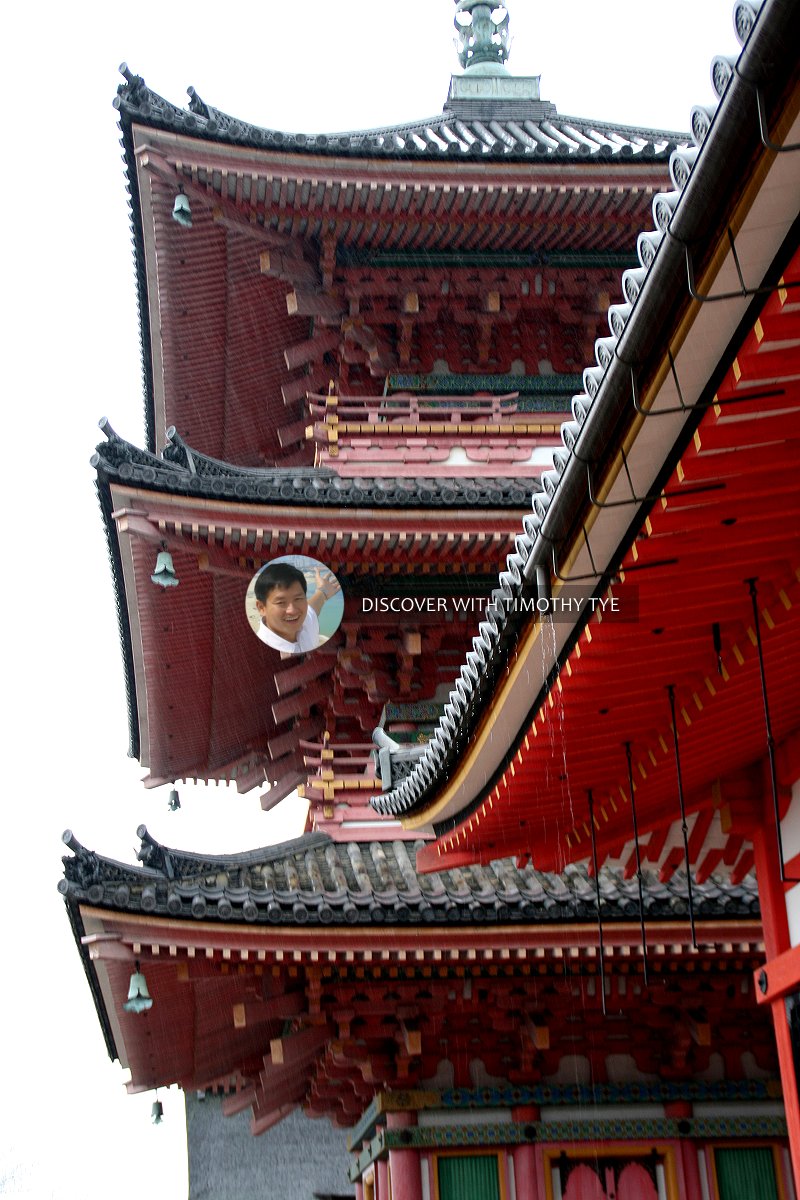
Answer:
(98, 23, 688, 825)
(63, 1, 800, 1192)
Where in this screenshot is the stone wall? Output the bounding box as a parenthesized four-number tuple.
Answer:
(186, 1094, 354, 1200)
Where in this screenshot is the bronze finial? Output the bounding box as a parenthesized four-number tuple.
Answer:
(454, 1, 511, 74)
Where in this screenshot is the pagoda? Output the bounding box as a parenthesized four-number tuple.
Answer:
(62, 826, 782, 1199)
(61, 2, 799, 1197)
(370, 0, 800, 1190)
(94, 0, 690, 835)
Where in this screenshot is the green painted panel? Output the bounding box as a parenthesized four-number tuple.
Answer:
(339, 250, 637, 270)
(437, 1154, 501, 1200)
(715, 1147, 778, 1200)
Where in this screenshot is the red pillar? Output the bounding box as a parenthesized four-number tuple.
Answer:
(511, 1106, 542, 1200)
(354, 1182, 364, 1200)
(753, 822, 791, 961)
(512, 1145, 541, 1200)
(753, 806, 800, 1196)
(666, 1103, 701, 1200)
(770, 1009, 800, 1195)
(386, 1112, 422, 1200)
(679, 1142, 703, 1200)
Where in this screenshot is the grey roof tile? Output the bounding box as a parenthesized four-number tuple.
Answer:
(370, 0, 799, 821)
(60, 828, 760, 928)
(92, 430, 537, 509)
(115, 70, 686, 162)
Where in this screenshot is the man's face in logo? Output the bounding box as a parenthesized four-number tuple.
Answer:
(256, 582, 309, 643)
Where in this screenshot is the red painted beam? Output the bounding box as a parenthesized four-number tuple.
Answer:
(755, 943, 800, 1005)
(261, 774, 304, 811)
(287, 290, 346, 321)
(270, 1024, 332, 1067)
(251, 1100, 301, 1137)
(272, 683, 330, 724)
(233, 992, 307, 1029)
(284, 330, 340, 370)
(221, 1087, 257, 1118)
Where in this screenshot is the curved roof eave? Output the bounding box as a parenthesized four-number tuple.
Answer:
(92, 425, 539, 778)
(372, 0, 800, 831)
(115, 66, 687, 163)
(92, 427, 541, 509)
(59, 826, 761, 928)
(113, 67, 686, 452)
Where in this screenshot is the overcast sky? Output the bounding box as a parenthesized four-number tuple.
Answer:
(2, 1, 739, 1195)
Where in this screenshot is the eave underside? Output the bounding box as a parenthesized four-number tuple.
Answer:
(131, 125, 671, 461)
(377, 6, 800, 859)
(415, 245, 800, 874)
(73, 900, 771, 1133)
(107, 478, 525, 790)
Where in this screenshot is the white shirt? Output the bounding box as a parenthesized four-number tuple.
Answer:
(257, 606, 320, 655)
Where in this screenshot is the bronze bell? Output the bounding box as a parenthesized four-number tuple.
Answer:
(151, 550, 179, 588)
(172, 191, 192, 228)
(123, 963, 153, 1014)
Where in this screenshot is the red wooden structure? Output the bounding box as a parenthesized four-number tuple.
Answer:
(373, 1, 800, 1191)
(97, 16, 688, 833)
(62, 2, 800, 1197)
(61, 826, 786, 1197)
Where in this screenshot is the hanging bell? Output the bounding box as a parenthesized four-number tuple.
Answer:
(168, 788, 180, 811)
(151, 550, 179, 588)
(151, 1099, 164, 1125)
(123, 964, 153, 1014)
(172, 190, 192, 228)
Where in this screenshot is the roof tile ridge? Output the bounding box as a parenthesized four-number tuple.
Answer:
(461, 861, 496, 899)
(557, 122, 603, 151)
(452, 118, 478, 145)
(138, 827, 331, 872)
(274, 855, 301, 898)
(323, 843, 351, 896)
(538, 120, 581, 150)
(345, 842, 373, 897)
(392, 841, 423, 899)
(422, 124, 450, 151)
(558, 112, 689, 141)
(441, 864, 472, 898)
(304, 848, 336, 898)
(417, 856, 448, 898)
(163, 429, 336, 479)
(325, 114, 449, 139)
(369, 842, 399, 897)
(504, 119, 538, 149)
(118, 69, 466, 151)
(371, 0, 774, 823)
(470, 119, 497, 147)
(439, 124, 467, 149)
(487, 120, 517, 148)
(485, 858, 521, 898)
(519, 867, 554, 901)
(563, 862, 597, 899)
(521, 120, 560, 148)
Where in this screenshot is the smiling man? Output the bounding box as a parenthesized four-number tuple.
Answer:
(254, 562, 341, 654)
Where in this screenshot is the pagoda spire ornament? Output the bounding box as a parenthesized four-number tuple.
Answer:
(454, 1, 511, 75)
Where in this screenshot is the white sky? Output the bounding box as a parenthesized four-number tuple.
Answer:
(2, 1, 738, 1195)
